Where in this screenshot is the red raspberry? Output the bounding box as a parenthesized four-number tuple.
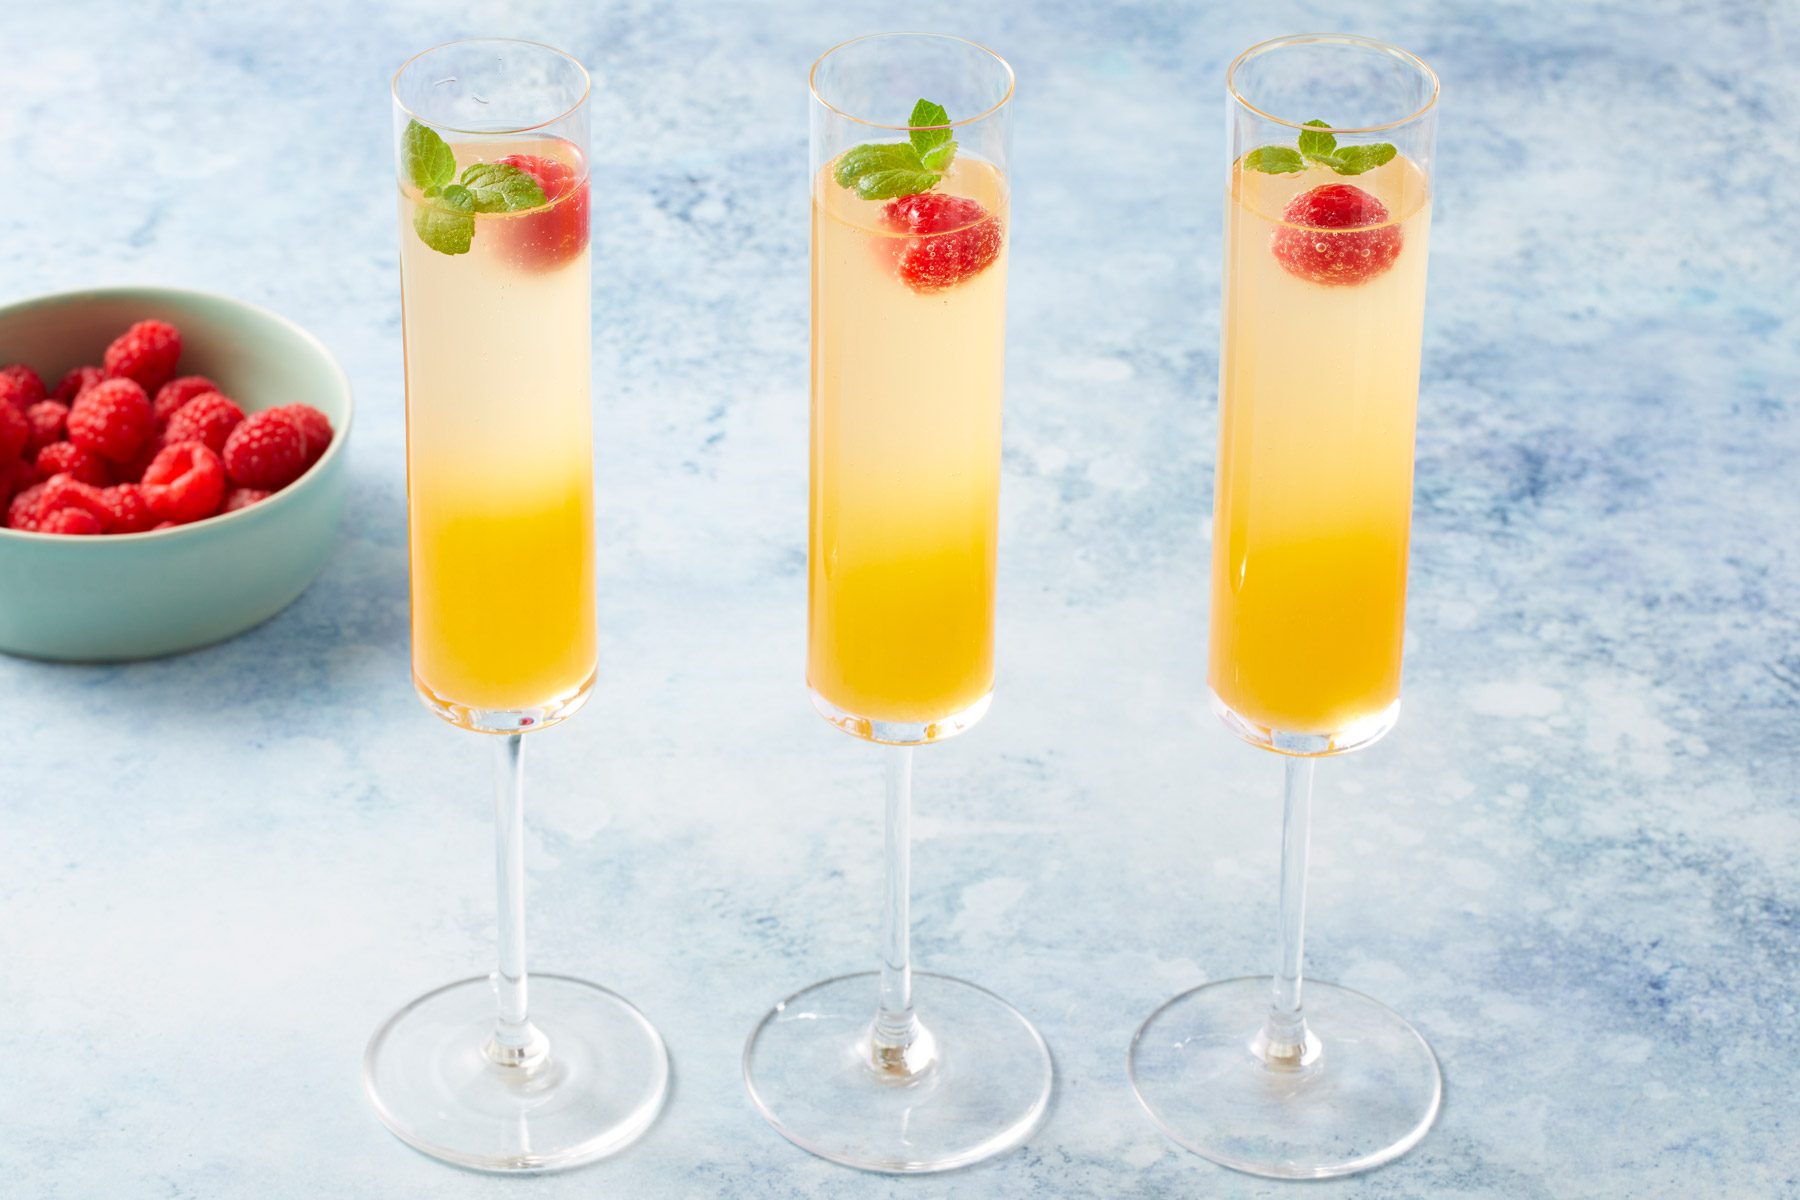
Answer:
(222, 486, 272, 513)
(1, 371, 39, 414)
(67, 378, 153, 464)
(142, 441, 225, 524)
(39, 473, 114, 527)
(34, 441, 110, 486)
(271, 403, 333, 466)
(0, 457, 34, 506)
(24, 401, 69, 454)
(153, 375, 222, 426)
(0, 400, 26, 462)
(1, 364, 46, 409)
(53, 364, 105, 404)
(98, 483, 156, 533)
(494, 149, 590, 270)
(39, 506, 104, 536)
(222, 409, 306, 489)
(164, 392, 244, 455)
(152, 520, 179, 530)
(881, 192, 1004, 293)
(1270, 184, 1402, 286)
(6, 481, 47, 530)
(103, 319, 183, 391)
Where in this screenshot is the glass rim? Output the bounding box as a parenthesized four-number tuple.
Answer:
(1227, 33, 1439, 135)
(391, 37, 591, 137)
(808, 32, 1015, 132)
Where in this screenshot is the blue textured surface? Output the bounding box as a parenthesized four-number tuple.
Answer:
(2, 1, 1796, 1197)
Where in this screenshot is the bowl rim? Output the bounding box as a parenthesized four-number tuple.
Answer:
(0, 285, 354, 545)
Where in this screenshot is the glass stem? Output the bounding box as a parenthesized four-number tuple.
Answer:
(1259, 755, 1321, 1067)
(485, 732, 546, 1069)
(870, 745, 933, 1074)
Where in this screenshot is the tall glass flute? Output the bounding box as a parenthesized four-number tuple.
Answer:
(364, 39, 667, 1172)
(742, 33, 1051, 1173)
(1128, 35, 1443, 1178)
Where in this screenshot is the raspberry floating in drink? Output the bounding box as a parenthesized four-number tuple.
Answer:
(493, 150, 591, 270)
(882, 192, 1003, 293)
(1271, 183, 1402, 286)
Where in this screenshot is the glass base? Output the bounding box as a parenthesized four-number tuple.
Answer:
(1210, 692, 1400, 757)
(364, 973, 669, 1173)
(743, 971, 1052, 1173)
(1128, 976, 1441, 1179)
(809, 687, 992, 745)
(414, 668, 596, 734)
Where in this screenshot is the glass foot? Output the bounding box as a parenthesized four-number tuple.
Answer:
(743, 971, 1052, 1173)
(1128, 976, 1441, 1179)
(364, 973, 669, 1172)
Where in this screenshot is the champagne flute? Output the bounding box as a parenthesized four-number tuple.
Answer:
(1128, 34, 1443, 1178)
(363, 38, 667, 1172)
(741, 33, 1052, 1173)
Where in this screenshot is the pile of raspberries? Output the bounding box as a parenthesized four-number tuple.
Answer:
(0, 318, 334, 535)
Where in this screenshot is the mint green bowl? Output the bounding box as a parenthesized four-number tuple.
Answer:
(0, 287, 352, 661)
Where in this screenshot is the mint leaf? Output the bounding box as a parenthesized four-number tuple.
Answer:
(1297, 119, 1337, 162)
(833, 98, 958, 199)
(909, 99, 954, 164)
(403, 120, 455, 192)
(460, 161, 547, 212)
(1330, 143, 1398, 175)
(834, 142, 939, 198)
(1244, 146, 1305, 174)
(414, 183, 474, 254)
(834, 141, 925, 188)
(852, 167, 941, 200)
(1245, 119, 1400, 178)
(920, 138, 958, 172)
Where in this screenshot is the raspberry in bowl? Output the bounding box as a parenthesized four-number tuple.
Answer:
(0, 287, 352, 660)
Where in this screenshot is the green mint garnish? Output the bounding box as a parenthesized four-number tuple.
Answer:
(833, 145, 937, 200)
(1297, 118, 1337, 163)
(1244, 118, 1398, 177)
(414, 183, 474, 254)
(460, 161, 547, 212)
(1243, 146, 1305, 174)
(403, 119, 455, 193)
(909, 99, 957, 171)
(402, 119, 555, 254)
(833, 97, 958, 200)
(1331, 143, 1397, 175)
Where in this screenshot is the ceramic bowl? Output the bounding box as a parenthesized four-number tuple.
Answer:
(0, 287, 352, 661)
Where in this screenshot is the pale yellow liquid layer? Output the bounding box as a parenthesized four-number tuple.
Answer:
(400, 137, 595, 714)
(808, 158, 1009, 725)
(1209, 155, 1432, 735)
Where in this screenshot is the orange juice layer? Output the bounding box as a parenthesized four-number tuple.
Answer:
(1209, 154, 1431, 735)
(400, 137, 595, 714)
(808, 157, 1009, 726)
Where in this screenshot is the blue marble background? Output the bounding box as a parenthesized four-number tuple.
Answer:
(2, 0, 1795, 1196)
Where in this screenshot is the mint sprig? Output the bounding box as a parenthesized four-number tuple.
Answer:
(1245, 118, 1397, 177)
(833, 98, 959, 200)
(403, 120, 553, 255)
